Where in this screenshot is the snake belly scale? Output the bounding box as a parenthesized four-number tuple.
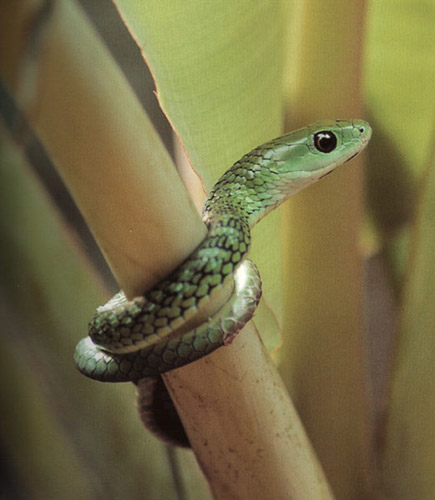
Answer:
(74, 119, 371, 446)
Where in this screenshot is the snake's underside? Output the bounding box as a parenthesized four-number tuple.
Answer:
(74, 119, 371, 446)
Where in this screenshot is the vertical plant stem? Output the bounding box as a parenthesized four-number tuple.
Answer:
(0, 124, 190, 499)
(0, 0, 206, 300)
(281, 1, 372, 498)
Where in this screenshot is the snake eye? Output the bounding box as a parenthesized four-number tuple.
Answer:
(313, 131, 337, 153)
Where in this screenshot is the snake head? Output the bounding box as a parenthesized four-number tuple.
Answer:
(204, 119, 372, 225)
(267, 119, 371, 187)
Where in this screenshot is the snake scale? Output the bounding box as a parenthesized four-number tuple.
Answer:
(75, 119, 371, 446)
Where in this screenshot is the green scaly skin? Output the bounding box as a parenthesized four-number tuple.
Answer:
(74, 119, 371, 446)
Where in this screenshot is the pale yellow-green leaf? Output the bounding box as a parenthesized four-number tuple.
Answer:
(363, 0, 435, 284)
(380, 147, 435, 499)
(364, 0, 435, 181)
(114, 0, 285, 348)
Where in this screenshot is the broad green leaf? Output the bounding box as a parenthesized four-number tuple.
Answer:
(363, 0, 435, 285)
(380, 147, 435, 498)
(114, 0, 285, 348)
(365, 0, 435, 181)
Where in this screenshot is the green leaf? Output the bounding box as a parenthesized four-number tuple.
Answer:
(115, 0, 285, 348)
(365, 0, 435, 181)
(381, 146, 435, 499)
(363, 0, 435, 286)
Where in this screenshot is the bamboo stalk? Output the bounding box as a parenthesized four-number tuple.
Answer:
(0, 0, 206, 300)
(0, 124, 193, 499)
(0, 1, 334, 497)
(165, 322, 333, 499)
(281, 1, 373, 498)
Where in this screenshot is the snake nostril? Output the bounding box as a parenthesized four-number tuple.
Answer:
(358, 127, 364, 134)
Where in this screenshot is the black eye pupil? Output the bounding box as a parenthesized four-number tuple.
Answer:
(313, 131, 337, 153)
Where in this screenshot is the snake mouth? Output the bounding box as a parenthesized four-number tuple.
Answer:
(318, 169, 334, 180)
(344, 151, 359, 163)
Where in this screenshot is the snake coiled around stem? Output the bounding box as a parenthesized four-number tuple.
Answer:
(74, 119, 371, 446)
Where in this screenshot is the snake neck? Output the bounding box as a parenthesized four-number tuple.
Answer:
(203, 151, 292, 229)
(203, 211, 251, 263)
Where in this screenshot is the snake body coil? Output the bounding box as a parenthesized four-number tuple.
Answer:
(75, 119, 371, 446)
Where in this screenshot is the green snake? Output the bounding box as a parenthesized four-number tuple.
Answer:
(75, 119, 371, 446)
